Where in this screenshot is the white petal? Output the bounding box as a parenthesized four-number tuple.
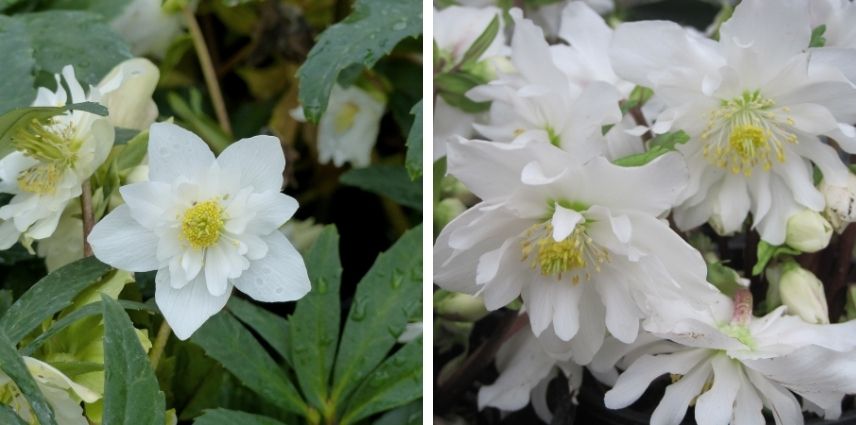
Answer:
(744, 368, 804, 425)
(550, 204, 582, 241)
(650, 359, 712, 425)
(0, 220, 19, 249)
(477, 330, 556, 412)
(733, 369, 766, 425)
(217, 135, 285, 192)
(88, 205, 159, 271)
(155, 268, 231, 340)
(119, 181, 171, 229)
(604, 348, 710, 409)
(550, 281, 583, 341)
(148, 122, 216, 183)
(568, 285, 605, 364)
(595, 267, 641, 344)
(204, 244, 231, 296)
(694, 354, 741, 425)
(241, 192, 299, 235)
(233, 231, 310, 302)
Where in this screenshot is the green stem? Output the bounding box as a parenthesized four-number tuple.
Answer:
(148, 320, 171, 370)
(183, 6, 233, 137)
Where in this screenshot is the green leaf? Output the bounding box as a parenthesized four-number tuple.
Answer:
(620, 85, 654, 115)
(297, 0, 421, 122)
(0, 17, 37, 115)
(167, 93, 231, 153)
(193, 408, 288, 425)
(405, 101, 423, 180)
(341, 338, 422, 425)
(37, 0, 134, 20)
(0, 103, 107, 159)
(0, 330, 56, 425)
(191, 312, 308, 415)
(458, 15, 500, 69)
(613, 131, 690, 167)
(373, 401, 421, 425)
(116, 129, 149, 171)
(340, 165, 422, 210)
(752, 241, 800, 276)
(289, 226, 342, 410)
(0, 405, 27, 425)
(810, 25, 827, 48)
(0, 256, 112, 343)
(227, 297, 291, 364)
(101, 296, 165, 425)
(331, 225, 422, 407)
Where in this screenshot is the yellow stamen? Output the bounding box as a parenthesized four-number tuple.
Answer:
(521, 222, 609, 282)
(181, 200, 225, 249)
(17, 162, 63, 195)
(333, 102, 360, 133)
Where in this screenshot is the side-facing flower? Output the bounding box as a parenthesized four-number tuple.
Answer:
(610, 0, 856, 244)
(110, 0, 186, 59)
(606, 290, 856, 425)
(88, 122, 310, 339)
(96, 58, 160, 130)
(434, 136, 720, 363)
(785, 209, 832, 253)
(0, 66, 114, 249)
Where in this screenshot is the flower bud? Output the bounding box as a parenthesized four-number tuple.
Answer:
(785, 210, 832, 253)
(821, 173, 856, 233)
(435, 292, 488, 322)
(779, 264, 829, 324)
(435, 198, 466, 231)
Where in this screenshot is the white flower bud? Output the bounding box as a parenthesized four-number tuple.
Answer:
(779, 264, 829, 324)
(785, 210, 832, 253)
(436, 292, 488, 322)
(821, 173, 856, 233)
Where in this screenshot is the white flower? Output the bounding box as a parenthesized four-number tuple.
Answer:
(820, 171, 856, 233)
(778, 264, 830, 324)
(434, 137, 720, 363)
(606, 290, 856, 425)
(110, 0, 185, 59)
(0, 66, 114, 249)
(0, 357, 100, 425)
(97, 58, 160, 130)
(785, 209, 832, 253)
(455, 0, 615, 39)
(809, 0, 856, 49)
(292, 84, 385, 168)
(610, 0, 856, 244)
(88, 122, 310, 340)
(433, 5, 507, 66)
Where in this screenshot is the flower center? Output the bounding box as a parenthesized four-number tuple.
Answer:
(719, 323, 757, 350)
(12, 118, 81, 194)
(333, 102, 360, 133)
(181, 200, 225, 249)
(521, 222, 609, 283)
(701, 90, 796, 176)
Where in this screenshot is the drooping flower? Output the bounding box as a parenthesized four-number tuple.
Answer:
(606, 290, 856, 425)
(96, 58, 160, 130)
(610, 0, 856, 244)
(0, 66, 114, 249)
(88, 122, 310, 339)
(110, 0, 186, 59)
(434, 136, 721, 363)
(0, 357, 100, 425)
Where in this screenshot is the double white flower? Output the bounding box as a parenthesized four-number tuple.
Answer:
(610, 0, 856, 244)
(89, 123, 311, 339)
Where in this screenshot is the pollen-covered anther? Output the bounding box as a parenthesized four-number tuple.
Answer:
(521, 223, 609, 282)
(181, 200, 226, 249)
(17, 162, 63, 194)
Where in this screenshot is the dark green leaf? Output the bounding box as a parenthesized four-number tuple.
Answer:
(459, 15, 500, 69)
(191, 312, 308, 415)
(331, 225, 422, 407)
(290, 226, 342, 410)
(340, 165, 422, 210)
(810, 25, 827, 48)
(227, 297, 291, 364)
(613, 131, 689, 167)
(341, 338, 422, 425)
(437, 90, 490, 113)
(0, 405, 27, 425)
(193, 408, 288, 425)
(298, 0, 421, 122)
(101, 295, 165, 425)
(114, 127, 140, 145)
(405, 101, 423, 180)
(37, 0, 134, 19)
(0, 17, 36, 115)
(0, 256, 112, 343)
(373, 401, 421, 425)
(0, 330, 56, 425)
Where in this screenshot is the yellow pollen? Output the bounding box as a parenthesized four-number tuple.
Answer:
(181, 200, 225, 249)
(333, 102, 360, 133)
(521, 223, 609, 282)
(701, 90, 796, 176)
(17, 162, 63, 194)
(12, 118, 81, 194)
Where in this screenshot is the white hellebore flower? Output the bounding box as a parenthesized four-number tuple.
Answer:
(607, 289, 856, 425)
(88, 122, 311, 340)
(110, 0, 186, 59)
(97, 58, 160, 130)
(292, 84, 385, 168)
(0, 357, 100, 425)
(610, 0, 856, 244)
(785, 209, 832, 253)
(434, 137, 719, 363)
(0, 66, 114, 249)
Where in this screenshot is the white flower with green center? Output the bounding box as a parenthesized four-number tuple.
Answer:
(0, 66, 114, 250)
(0, 357, 100, 425)
(434, 137, 720, 363)
(88, 122, 310, 340)
(606, 289, 856, 425)
(610, 0, 856, 244)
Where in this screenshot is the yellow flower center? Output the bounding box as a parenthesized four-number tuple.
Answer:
(12, 118, 81, 194)
(333, 102, 360, 134)
(181, 200, 225, 249)
(701, 90, 796, 176)
(521, 222, 609, 284)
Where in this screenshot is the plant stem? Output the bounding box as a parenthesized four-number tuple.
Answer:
(149, 320, 171, 370)
(828, 224, 856, 320)
(80, 178, 94, 257)
(183, 6, 233, 137)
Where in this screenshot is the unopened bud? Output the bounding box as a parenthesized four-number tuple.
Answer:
(435, 198, 466, 231)
(821, 174, 856, 233)
(779, 264, 829, 324)
(785, 210, 832, 253)
(436, 292, 488, 322)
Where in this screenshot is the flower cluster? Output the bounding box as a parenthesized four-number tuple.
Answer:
(434, 0, 856, 424)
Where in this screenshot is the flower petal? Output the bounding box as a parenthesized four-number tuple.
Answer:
(148, 122, 216, 183)
(88, 205, 159, 271)
(233, 231, 310, 302)
(550, 204, 583, 241)
(217, 135, 285, 192)
(155, 268, 231, 340)
(694, 354, 741, 425)
(650, 359, 712, 425)
(604, 348, 710, 409)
